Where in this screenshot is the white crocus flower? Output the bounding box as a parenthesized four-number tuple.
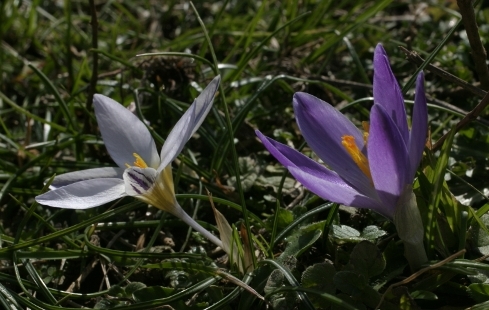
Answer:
(36, 76, 222, 247)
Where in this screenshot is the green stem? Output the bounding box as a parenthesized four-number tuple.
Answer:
(394, 185, 428, 270)
(174, 203, 223, 248)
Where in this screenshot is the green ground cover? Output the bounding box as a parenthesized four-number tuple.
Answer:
(2, 0, 489, 309)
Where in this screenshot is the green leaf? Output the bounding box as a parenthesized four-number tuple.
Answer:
(264, 269, 286, 295)
(334, 271, 367, 297)
(124, 282, 147, 294)
(361, 226, 387, 241)
(410, 290, 438, 300)
(470, 300, 489, 310)
(331, 225, 363, 243)
(347, 241, 386, 278)
(227, 156, 261, 192)
(468, 283, 489, 303)
(264, 269, 297, 310)
(302, 261, 336, 293)
(468, 214, 489, 255)
(334, 271, 383, 309)
(132, 286, 175, 302)
(271, 208, 295, 232)
(333, 293, 367, 310)
(425, 126, 457, 256)
(257, 175, 297, 193)
(165, 270, 192, 289)
(107, 285, 125, 297)
(302, 262, 337, 308)
(376, 240, 408, 289)
(468, 269, 489, 284)
(278, 228, 322, 263)
(131, 285, 208, 309)
(94, 298, 119, 309)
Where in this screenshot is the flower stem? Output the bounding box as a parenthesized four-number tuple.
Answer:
(174, 205, 223, 249)
(403, 240, 428, 271)
(394, 185, 428, 270)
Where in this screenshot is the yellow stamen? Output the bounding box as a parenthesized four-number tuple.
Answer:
(125, 153, 149, 168)
(133, 153, 148, 168)
(341, 135, 372, 180)
(362, 121, 370, 133)
(362, 121, 370, 146)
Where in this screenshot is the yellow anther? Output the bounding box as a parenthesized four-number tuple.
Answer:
(362, 121, 370, 133)
(341, 135, 372, 180)
(132, 153, 148, 168)
(125, 153, 149, 169)
(362, 121, 370, 145)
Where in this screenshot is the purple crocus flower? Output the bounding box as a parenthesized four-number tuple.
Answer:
(256, 44, 427, 220)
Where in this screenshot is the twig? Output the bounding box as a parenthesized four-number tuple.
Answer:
(99, 260, 111, 292)
(376, 249, 466, 309)
(428, 95, 489, 127)
(314, 75, 373, 90)
(433, 90, 489, 151)
(85, 0, 99, 131)
(215, 269, 266, 302)
(66, 258, 100, 293)
(457, 0, 489, 90)
(399, 46, 487, 98)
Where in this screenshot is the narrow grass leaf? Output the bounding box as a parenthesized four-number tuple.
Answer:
(0, 91, 67, 132)
(28, 64, 77, 131)
(401, 18, 461, 94)
(308, 0, 392, 62)
(425, 126, 456, 256)
(22, 259, 57, 304)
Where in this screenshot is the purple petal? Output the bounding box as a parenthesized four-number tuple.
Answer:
(93, 94, 160, 169)
(293, 92, 374, 196)
(288, 166, 391, 219)
(368, 104, 410, 217)
(36, 178, 126, 209)
(373, 44, 409, 145)
(408, 72, 428, 181)
(256, 131, 382, 207)
(158, 76, 220, 172)
(50, 167, 124, 189)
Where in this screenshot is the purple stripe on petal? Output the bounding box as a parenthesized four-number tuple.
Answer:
(133, 169, 155, 185)
(368, 104, 410, 216)
(373, 44, 409, 146)
(127, 171, 152, 192)
(408, 72, 428, 181)
(131, 184, 143, 195)
(123, 167, 157, 196)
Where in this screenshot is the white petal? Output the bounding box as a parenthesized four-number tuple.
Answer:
(158, 76, 220, 171)
(93, 94, 160, 169)
(50, 167, 124, 189)
(36, 178, 126, 209)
